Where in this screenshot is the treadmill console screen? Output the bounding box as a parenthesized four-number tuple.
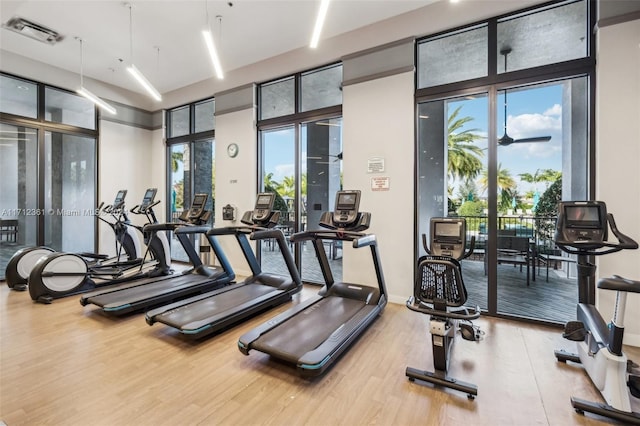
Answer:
(333, 190, 360, 227)
(140, 188, 157, 208)
(188, 194, 208, 219)
(430, 218, 465, 258)
(113, 190, 127, 209)
(557, 201, 607, 244)
(253, 193, 275, 222)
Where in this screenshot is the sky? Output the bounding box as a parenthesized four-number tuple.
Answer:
(447, 82, 564, 199)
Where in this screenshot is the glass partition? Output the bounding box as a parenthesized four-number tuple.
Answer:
(0, 75, 38, 118)
(44, 87, 96, 130)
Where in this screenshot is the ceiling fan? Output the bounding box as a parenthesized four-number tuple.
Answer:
(313, 152, 342, 164)
(498, 48, 552, 146)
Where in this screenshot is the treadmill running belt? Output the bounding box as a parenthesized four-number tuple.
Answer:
(158, 284, 279, 329)
(252, 296, 365, 361)
(85, 274, 220, 310)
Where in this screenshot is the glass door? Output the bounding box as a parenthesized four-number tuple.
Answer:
(417, 93, 489, 312)
(168, 139, 214, 262)
(43, 131, 96, 253)
(260, 118, 343, 283)
(260, 125, 296, 276)
(495, 78, 588, 323)
(0, 124, 38, 279)
(301, 117, 342, 283)
(417, 77, 589, 323)
(169, 142, 190, 261)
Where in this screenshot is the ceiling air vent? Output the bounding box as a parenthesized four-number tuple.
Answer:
(2, 16, 64, 45)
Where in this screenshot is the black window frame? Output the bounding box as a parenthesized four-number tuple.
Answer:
(0, 71, 99, 256)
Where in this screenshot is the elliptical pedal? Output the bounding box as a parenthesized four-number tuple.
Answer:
(562, 321, 587, 341)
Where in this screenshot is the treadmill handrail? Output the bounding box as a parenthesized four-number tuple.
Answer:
(289, 229, 367, 243)
(144, 223, 209, 234)
(207, 226, 260, 236)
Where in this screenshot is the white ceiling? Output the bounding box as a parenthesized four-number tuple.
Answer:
(0, 0, 437, 98)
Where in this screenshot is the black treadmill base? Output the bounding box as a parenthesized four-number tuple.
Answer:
(406, 366, 477, 399)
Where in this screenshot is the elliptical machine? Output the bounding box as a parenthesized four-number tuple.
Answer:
(553, 201, 640, 424)
(27, 189, 171, 304)
(406, 217, 482, 399)
(5, 190, 139, 291)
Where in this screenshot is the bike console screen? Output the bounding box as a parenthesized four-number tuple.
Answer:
(430, 218, 466, 259)
(333, 190, 360, 227)
(253, 193, 275, 222)
(557, 201, 607, 245)
(188, 194, 208, 220)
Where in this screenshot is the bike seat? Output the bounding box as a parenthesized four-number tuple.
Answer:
(598, 275, 640, 294)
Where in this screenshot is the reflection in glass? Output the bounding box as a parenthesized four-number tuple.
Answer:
(44, 131, 96, 253)
(301, 64, 343, 112)
(44, 87, 96, 130)
(0, 124, 38, 279)
(417, 25, 488, 89)
(0, 74, 38, 118)
(259, 77, 295, 120)
(194, 99, 215, 133)
(497, 0, 588, 73)
(169, 105, 190, 138)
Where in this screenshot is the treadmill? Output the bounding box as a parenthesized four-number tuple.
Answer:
(80, 194, 234, 315)
(238, 190, 388, 377)
(145, 192, 302, 339)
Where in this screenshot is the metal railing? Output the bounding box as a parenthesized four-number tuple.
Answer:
(462, 215, 559, 256)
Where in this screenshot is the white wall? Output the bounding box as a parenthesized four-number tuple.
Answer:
(596, 18, 640, 346)
(98, 120, 155, 256)
(212, 108, 258, 277)
(342, 72, 415, 304)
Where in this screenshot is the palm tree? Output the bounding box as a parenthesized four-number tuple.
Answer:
(480, 163, 517, 212)
(170, 151, 183, 173)
(447, 105, 485, 181)
(277, 176, 295, 199)
(519, 168, 561, 189)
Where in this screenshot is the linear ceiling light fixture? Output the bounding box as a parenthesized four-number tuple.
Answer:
(203, 2, 224, 79)
(75, 38, 116, 115)
(126, 3, 162, 101)
(310, 0, 331, 49)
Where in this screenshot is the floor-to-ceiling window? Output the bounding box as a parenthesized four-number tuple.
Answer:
(258, 63, 343, 283)
(0, 73, 98, 280)
(415, 0, 594, 324)
(166, 98, 215, 262)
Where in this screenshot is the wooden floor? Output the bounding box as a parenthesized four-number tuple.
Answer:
(1, 283, 639, 426)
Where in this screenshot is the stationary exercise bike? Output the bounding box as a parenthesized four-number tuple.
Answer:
(553, 201, 640, 424)
(5, 190, 139, 291)
(27, 189, 171, 304)
(406, 217, 482, 399)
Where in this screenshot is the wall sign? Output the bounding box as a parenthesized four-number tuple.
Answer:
(367, 157, 385, 173)
(371, 176, 390, 191)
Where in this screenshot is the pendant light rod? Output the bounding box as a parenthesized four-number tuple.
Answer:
(203, 0, 224, 79)
(310, 0, 331, 49)
(75, 37, 116, 115)
(126, 2, 162, 101)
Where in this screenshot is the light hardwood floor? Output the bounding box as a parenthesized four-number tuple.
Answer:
(1, 283, 639, 426)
